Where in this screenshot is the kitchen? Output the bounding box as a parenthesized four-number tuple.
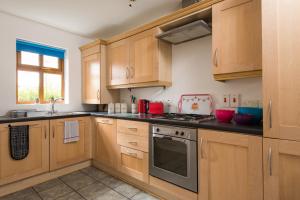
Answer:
(0, 0, 298, 200)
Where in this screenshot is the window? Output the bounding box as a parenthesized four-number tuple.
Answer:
(16, 39, 65, 104)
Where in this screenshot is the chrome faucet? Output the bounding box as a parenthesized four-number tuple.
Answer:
(50, 97, 64, 114)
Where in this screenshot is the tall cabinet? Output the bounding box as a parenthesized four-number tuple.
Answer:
(262, 0, 300, 199)
(80, 40, 119, 104)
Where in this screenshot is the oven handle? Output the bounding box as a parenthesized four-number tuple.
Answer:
(152, 133, 188, 143)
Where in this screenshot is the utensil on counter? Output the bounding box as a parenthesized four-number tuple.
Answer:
(215, 109, 235, 123)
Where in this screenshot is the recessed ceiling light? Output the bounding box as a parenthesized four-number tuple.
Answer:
(129, 0, 136, 7)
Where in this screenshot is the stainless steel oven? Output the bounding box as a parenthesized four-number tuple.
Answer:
(149, 124, 198, 192)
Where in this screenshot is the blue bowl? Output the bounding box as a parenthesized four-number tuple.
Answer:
(237, 107, 263, 125)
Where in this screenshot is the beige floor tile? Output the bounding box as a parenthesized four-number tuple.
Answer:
(100, 176, 124, 189)
(60, 171, 96, 190)
(78, 182, 110, 200)
(39, 184, 72, 200)
(131, 192, 159, 200)
(114, 182, 140, 198)
(55, 192, 85, 200)
(33, 178, 63, 193)
(81, 166, 108, 181)
(95, 190, 127, 200)
(0, 188, 39, 200)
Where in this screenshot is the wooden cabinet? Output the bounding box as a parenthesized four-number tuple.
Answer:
(80, 40, 119, 104)
(107, 28, 172, 89)
(107, 39, 130, 86)
(116, 120, 149, 183)
(50, 117, 91, 170)
(212, 0, 262, 81)
(198, 130, 263, 200)
(264, 138, 300, 200)
(262, 0, 300, 141)
(0, 121, 49, 185)
(94, 118, 118, 169)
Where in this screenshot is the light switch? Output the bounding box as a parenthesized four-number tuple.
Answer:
(223, 94, 230, 107)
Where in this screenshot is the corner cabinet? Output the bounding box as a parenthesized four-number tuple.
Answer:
(80, 40, 119, 104)
(198, 130, 263, 200)
(49, 117, 91, 171)
(0, 121, 49, 186)
(107, 28, 172, 89)
(94, 118, 118, 169)
(212, 0, 262, 81)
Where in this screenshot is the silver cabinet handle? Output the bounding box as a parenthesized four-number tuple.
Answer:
(126, 67, 129, 79)
(213, 49, 218, 67)
(199, 138, 204, 159)
(130, 67, 134, 79)
(269, 100, 272, 129)
(97, 89, 100, 100)
(268, 147, 272, 176)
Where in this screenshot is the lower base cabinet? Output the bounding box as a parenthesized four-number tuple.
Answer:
(50, 117, 91, 171)
(94, 118, 118, 169)
(117, 146, 149, 183)
(0, 121, 49, 186)
(198, 129, 263, 200)
(264, 138, 300, 200)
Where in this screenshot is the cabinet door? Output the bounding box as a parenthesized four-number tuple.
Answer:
(212, 0, 262, 75)
(94, 118, 118, 168)
(129, 28, 158, 83)
(0, 121, 49, 185)
(198, 130, 263, 200)
(118, 146, 148, 183)
(82, 53, 100, 104)
(50, 117, 91, 170)
(107, 39, 130, 86)
(263, 0, 300, 141)
(264, 138, 300, 200)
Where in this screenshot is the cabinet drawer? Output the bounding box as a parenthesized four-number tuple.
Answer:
(95, 117, 114, 125)
(117, 120, 149, 137)
(117, 133, 148, 152)
(118, 146, 149, 183)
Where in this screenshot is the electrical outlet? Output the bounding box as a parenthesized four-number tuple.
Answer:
(230, 94, 240, 107)
(223, 94, 230, 108)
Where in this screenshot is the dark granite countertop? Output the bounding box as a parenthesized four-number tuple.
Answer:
(0, 111, 263, 136)
(90, 112, 263, 136)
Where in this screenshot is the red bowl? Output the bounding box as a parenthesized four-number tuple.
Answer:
(215, 109, 235, 123)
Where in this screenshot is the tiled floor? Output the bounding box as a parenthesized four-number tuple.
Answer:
(0, 167, 159, 200)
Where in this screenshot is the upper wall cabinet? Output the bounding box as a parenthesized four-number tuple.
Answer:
(263, 0, 300, 141)
(107, 28, 172, 89)
(212, 0, 262, 81)
(80, 40, 119, 104)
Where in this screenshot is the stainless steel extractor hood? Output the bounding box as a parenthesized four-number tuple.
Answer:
(156, 19, 211, 45)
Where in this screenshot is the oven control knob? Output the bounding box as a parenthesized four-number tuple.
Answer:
(156, 128, 160, 132)
(175, 131, 179, 135)
(181, 132, 185, 136)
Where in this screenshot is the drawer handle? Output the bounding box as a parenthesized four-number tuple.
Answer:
(128, 127, 138, 131)
(128, 152, 138, 158)
(128, 141, 138, 146)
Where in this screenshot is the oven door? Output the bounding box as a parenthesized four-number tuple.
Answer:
(149, 133, 198, 192)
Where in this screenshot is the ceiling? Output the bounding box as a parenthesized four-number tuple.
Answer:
(0, 0, 182, 39)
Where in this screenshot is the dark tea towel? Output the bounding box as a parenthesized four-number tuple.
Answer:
(9, 125, 29, 160)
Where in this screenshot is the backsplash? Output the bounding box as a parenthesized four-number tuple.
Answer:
(120, 36, 262, 113)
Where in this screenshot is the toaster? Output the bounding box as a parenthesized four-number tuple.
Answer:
(149, 102, 164, 115)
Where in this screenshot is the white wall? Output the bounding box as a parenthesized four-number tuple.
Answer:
(0, 12, 94, 115)
(120, 36, 262, 113)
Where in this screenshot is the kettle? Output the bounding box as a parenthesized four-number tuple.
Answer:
(138, 99, 150, 114)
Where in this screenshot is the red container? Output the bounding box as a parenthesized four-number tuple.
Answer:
(215, 109, 235, 123)
(138, 99, 150, 114)
(149, 102, 164, 115)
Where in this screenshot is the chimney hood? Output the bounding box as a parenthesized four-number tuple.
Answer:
(156, 7, 212, 45)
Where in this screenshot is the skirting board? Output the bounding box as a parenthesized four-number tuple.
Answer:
(0, 160, 91, 197)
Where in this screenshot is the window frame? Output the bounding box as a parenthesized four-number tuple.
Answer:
(16, 51, 65, 104)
